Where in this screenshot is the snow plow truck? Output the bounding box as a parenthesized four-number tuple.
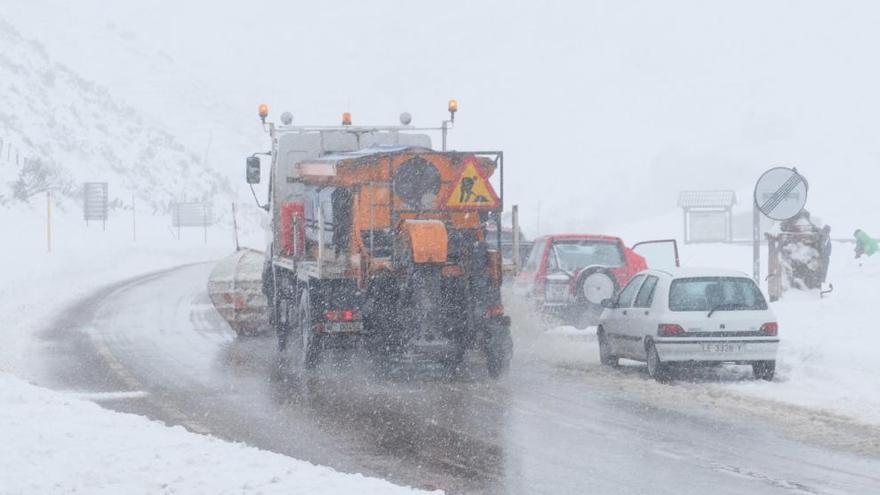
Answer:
(245, 102, 513, 377)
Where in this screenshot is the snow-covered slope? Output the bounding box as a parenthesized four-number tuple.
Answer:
(2, 3, 266, 209)
(0, 18, 230, 212)
(0, 372, 434, 495)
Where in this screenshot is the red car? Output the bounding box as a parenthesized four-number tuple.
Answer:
(514, 234, 679, 328)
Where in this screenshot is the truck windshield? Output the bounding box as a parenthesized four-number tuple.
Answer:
(669, 277, 768, 311)
(550, 240, 623, 271)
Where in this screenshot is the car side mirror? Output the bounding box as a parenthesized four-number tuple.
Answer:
(246, 156, 261, 184)
(601, 298, 616, 309)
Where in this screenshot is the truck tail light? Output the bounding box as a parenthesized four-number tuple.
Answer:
(325, 309, 357, 321)
(441, 264, 463, 277)
(760, 322, 778, 336)
(486, 304, 505, 318)
(657, 324, 685, 337)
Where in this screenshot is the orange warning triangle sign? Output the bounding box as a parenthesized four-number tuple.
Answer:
(443, 156, 500, 209)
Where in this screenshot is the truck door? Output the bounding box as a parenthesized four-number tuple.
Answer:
(632, 239, 680, 272)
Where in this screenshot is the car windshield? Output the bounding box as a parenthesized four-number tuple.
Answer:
(669, 276, 768, 311)
(550, 240, 623, 271)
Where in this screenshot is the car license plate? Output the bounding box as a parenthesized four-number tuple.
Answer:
(701, 343, 744, 353)
(545, 284, 569, 302)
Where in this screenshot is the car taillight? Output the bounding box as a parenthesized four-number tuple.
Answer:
(325, 309, 357, 321)
(760, 322, 778, 336)
(657, 324, 685, 337)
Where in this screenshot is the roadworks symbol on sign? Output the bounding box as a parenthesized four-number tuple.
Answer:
(444, 156, 500, 209)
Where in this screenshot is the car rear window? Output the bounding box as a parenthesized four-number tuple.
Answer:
(668, 277, 768, 311)
(551, 240, 624, 270)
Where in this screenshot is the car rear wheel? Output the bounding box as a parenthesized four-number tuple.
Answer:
(645, 340, 670, 382)
(752, 360, 776, 381)
(597, 328, 618, 367)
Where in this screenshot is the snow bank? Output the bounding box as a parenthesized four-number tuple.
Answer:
(0, 207, 230, 374)
(0, 206, 433, 495)
(722, 249, 880, 425)
(0, 372, 432, 495)
(672, 241, 880, 425)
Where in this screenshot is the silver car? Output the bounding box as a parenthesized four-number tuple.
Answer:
(597, 268, 779, 382)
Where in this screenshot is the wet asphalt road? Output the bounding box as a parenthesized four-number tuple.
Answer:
(27, 263, 880, 494)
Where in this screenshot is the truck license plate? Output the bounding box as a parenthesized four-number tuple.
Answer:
(325, 322, 362, 334)
(701, 343, 744, 353)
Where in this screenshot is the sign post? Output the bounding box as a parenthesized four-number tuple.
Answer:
(46, 190, 52, 253)
(231, 202, 240, 251)
(752, 167, 809, 283)
(512, 205, 521, 274)
(83, 182, 109, 230)
(131, 191, 137, 242)
(171, 202, 212, 243)
(752, 203, 760, 282)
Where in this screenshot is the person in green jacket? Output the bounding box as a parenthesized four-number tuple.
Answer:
(854, 229, 878, 258)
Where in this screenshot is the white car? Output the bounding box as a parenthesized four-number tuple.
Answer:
(596, 268, 779, 382)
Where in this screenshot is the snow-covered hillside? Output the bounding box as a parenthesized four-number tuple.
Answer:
(0, 18, 230, 212)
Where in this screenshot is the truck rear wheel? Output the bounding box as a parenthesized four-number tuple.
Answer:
(297, 289, 322, 369)
(484, 322, 513, 378)
(272, 267, 292, 352)
(440, 333, 468, 373)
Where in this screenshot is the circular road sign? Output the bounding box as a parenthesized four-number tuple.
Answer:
(753, 167, 808, 221)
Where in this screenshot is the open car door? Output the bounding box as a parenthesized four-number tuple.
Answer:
(632, 239, 680, 271)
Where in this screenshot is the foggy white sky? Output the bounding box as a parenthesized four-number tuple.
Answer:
(7, 0, 880, 236)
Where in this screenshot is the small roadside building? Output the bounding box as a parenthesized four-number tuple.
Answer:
(678, 190, 736, 243)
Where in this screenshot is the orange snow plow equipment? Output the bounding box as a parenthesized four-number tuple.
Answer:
(207, 249, 268, 336)
(401, 220, 448, 263)
(293, 151, 502, 283)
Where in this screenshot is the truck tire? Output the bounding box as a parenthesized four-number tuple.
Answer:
(441, 332, 468, 373)
(297, 289, 322, 370)
(484, 322, 513, 378)
(272, 266, 292, 352)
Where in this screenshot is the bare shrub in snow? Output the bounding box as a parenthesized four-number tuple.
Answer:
(7, 157, 72, 202)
